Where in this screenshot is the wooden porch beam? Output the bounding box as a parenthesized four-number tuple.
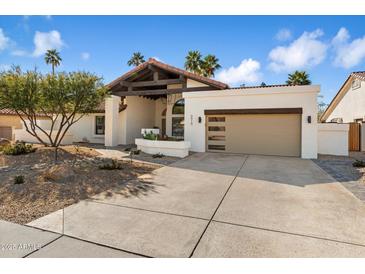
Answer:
(113, 86, 215, 96)
(120, 78, 183, 88)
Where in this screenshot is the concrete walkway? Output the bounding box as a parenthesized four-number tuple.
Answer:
(3, 153, 365, 257)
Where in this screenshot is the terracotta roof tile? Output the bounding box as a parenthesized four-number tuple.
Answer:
(0, 108, 49, 117)
(352, 71, 365, 81)
(107, 58, 228, 90)
(229, 84, 296, 89)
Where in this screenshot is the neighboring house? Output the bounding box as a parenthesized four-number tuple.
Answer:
(321, 71, 365, 123)
(320, 71, 365, 152)
(0, 108, 49, 140)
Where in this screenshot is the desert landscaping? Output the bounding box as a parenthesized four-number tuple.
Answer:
(0, 144, 158, 224)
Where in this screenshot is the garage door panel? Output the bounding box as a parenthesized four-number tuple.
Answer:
(206, 114, 301, 157)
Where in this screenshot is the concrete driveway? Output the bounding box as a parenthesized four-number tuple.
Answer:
(6, 153, 365, 257)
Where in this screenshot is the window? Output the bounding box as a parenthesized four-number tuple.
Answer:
(172, 99, 185, 115)
(208, 126, 225, 131)
(172, 99, 185, 137)
(172, 117, 184, 137)
(208, 145, 225, 151)
(208, 117, 225, 122)
(95, 116, 105, 135)
(208, 135, 226, 141)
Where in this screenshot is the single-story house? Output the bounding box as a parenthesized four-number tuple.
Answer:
(320, 71, 365, 152)
(104, 58, 320, 159)
(14, 58, 350, 158)
(321, 71, 365, 123)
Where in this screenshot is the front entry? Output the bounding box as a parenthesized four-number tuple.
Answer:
(206, 112, 301, 157)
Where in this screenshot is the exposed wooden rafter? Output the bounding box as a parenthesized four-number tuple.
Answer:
(114, 86, 214, 96)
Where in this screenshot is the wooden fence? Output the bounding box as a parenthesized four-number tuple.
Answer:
(349, 122, 361, 151)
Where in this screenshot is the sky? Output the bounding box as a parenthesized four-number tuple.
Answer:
(0, 15, 365, 103)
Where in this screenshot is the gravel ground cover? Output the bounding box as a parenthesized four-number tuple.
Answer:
(0, 145, 157, 224)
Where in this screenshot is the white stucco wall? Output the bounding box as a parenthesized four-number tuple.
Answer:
(14, 128, 73, 145)
(184, 85, 320, 159)
(14, 113, 105, 145)
(318, 123, 349, 156)
(68, 114, 105, 144)
(154, 98, 167, 131)
(327, 79, 365, 123)
(123, 96, 156, 144)
(187, 79, 209, 88)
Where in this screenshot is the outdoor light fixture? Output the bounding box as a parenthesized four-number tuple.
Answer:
(198, 116, 202, 123)
(307, 116, 312, 123)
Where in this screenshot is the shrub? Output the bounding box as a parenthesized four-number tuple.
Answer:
(143, 131, 157, 140)
(14, 175, 25, 185)
(3, 142, 36, 156)
(353, 160, 365, 168)
(152, 153, 164, 158)
(131, 149, 140, 155)
(99, 159, 123, 170)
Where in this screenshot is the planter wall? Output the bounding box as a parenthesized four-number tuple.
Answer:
(135, 138, 190, 158)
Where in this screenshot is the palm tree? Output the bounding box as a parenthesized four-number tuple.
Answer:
(127, 52, 145, 67)
(44, 49, 62, 75)
(286, 70, 312, 85)
(184, 50, 203, 75)
(201, 54, 221, 77)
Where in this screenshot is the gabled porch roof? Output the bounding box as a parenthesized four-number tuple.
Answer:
(107, 58, 228, 97)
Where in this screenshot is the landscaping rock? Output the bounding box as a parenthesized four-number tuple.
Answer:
(0, 138, 11, 146)
(42, 164, 75, 183)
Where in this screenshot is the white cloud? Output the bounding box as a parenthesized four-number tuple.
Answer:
(268, 29, 327, 72)
(216, 58, 261, 86)
(275, 28, 292, 41)
(81, 52, 90, 61)
(32, 30, 65, 57)
(0, 28, 10, 51)
(11, 49, 28, 56)
(332, 27, 365, 69)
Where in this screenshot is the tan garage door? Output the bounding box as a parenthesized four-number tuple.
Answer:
(206, 112, 301, 157)
(0, 126, 12, 140)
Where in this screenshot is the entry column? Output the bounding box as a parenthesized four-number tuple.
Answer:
(105, 95, 120, 146)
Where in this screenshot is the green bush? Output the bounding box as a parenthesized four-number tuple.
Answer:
(14, 175, 25, 185)
(3, 142, 36, 156)
(143, 131, 157, 140)
(353, 160, 365, 168)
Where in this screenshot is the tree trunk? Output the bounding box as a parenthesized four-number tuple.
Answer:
(54, 146, 58, 163)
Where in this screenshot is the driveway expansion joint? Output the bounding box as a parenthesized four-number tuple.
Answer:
(86, 199, 210, 221)
(189, 155, 249, 258)
(23, 224, 152, 258)
(212, 220, 365, 249)
(22, 235, 63, 258)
